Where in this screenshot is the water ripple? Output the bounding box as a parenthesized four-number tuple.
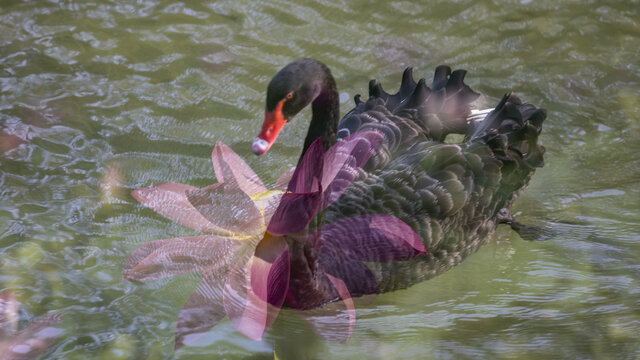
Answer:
(0, 0, 638, 359)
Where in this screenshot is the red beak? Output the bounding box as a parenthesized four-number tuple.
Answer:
(253, 99, 287, 155)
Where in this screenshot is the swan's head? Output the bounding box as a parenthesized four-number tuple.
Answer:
(253, 59, 328, 155)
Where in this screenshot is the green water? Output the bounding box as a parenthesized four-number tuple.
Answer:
(1, 0, 638, 359)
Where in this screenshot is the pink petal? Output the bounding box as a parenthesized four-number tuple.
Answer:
(123, 235, 237, 282)
(325, 274, 356, 341)
(262, 191, 285, 227)
(223, 236, 289, 340)
(211, 142, 267, 195)
(175, 267, 229, 349)
(267, 192, 322, 235)
(296, 274, 355, 343)
(369, 215, 426, 255)
(187, 182, 264, 235)
(0, 289, 18, 339)
(319, 215, 425, 261)
(283, 230, 376, 308)
(222, 254, 258, 340)
(321, 131, 384, 206)
(287, 138, 323, 193)
(252, 235, 290, 308)
(318, 260, 378, 298)
(132, 183, 223, 233)
(273, 167, 295, 191)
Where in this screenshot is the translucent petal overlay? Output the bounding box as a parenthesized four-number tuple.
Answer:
(268, 139, 325, 235)
(323, 274, 356, 342)
(294, 274, 355, 344)
(283, 231, 377, 309)
(187, 182, 264, 236)
(223, 235, 289, 340)
(318, 260, 377, 298)
(211, 142, 266, 195)
(131, 183, 223, 234)
(0, 290, 18, 339)
(269, 132, 384, 235)
(273, 167, 295, 191)
(129, 142, 310, 344)
(319, 215, 426, 261)
(321, 131, 384, 206)
(252, 236, 290, 309)
(287, 139, 323, 193)
(288, 215, 425, 307)
(261, 191, 285, 226)
(267, 192, 322, 235)
(123, 235, 238, 282)
(175, 267, 229, 349)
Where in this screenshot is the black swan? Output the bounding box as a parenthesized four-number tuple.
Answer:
(252, 58, 546, 306)
(125, 59, 547, 345)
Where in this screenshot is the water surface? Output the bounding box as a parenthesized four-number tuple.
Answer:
(0, 0, 638, 359)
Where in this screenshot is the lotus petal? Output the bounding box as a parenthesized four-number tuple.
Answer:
(318, 259, 378, 298)
(319, 215, 425, 261)
(124, 235, 238, 282)
(267, 192, 322, 235)
(223, 235, 289, 340)
(211, 142, 266, 195)
(287, 139, 323, 194)
(252, 235, 290, 308)
(187, 182, 264, 236)
(261, 191, 286, 227)
(296, 274, 355, 343)
(273, 167, 295, 191)
(132, 183, 226, 234)
(321, 131, 384, 206)
(0, 130, 26, 154)
(175, 267, 229, 349)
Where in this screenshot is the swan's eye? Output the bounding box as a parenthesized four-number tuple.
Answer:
(285, 92, 294, 100)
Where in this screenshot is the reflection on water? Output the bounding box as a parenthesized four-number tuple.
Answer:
(0, 289, 62, 360)
(0, 0, 638, 359)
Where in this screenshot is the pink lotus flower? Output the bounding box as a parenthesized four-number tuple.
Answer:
(125, 132, 426, 348)
(125, 142, 292, 348)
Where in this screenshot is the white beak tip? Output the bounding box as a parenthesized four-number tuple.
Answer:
(252, 137, 270, 155)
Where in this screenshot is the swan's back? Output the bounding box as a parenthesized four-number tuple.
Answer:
(326, 67, 546, 291)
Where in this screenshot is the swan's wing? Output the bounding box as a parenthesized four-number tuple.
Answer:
(326, 93, 546, 292)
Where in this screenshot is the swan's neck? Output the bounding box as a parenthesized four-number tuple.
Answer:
(299, 73, 339, 164)
(284, 232, 338, 309)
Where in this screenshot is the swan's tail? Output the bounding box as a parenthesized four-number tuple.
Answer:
(466, 93, 546, 168)
(465, 93, 547, 210)
(366, 65, 481, 141)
